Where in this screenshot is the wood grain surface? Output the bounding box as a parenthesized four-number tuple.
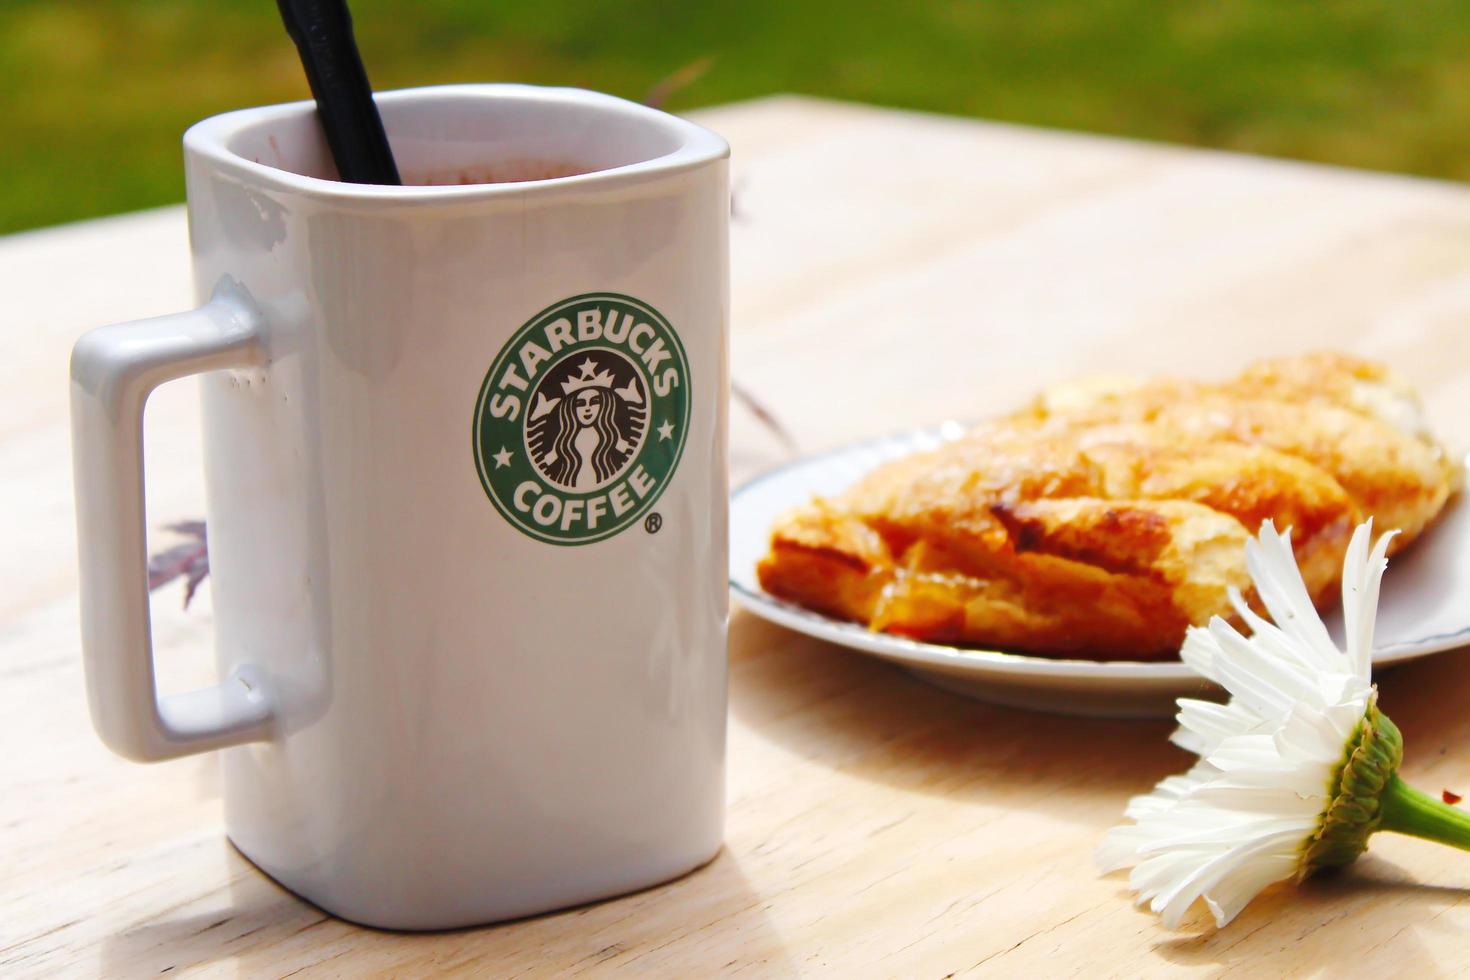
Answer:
(6, 96, 1470, 977)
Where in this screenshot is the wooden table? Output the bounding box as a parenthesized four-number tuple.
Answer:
(7, 96, 1470, 977)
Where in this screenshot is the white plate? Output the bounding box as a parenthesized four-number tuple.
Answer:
(730, 424, 1470, 718)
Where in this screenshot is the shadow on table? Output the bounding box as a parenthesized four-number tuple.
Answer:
(1151, 856, 1470, 975)
(728, 610, 1185, 821)
(99, 835, 790, 974)
(728, 610, 1470, 823)
(97, 849, 334, 978)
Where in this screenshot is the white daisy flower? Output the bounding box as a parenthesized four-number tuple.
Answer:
(1098, 519, 1470, 929)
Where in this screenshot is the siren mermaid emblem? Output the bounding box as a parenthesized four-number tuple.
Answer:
(529, 355, 648, 491)
(473, 293, 691, 545)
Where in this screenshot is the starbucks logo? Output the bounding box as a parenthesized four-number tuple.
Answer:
(472, 293, 690, 545)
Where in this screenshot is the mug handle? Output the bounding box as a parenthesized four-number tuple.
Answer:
(70, 279, 276, 762)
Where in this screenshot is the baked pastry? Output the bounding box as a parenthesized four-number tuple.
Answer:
(756, 353, 1458, 660)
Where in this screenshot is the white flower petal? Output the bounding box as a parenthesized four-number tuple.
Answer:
(1135, 816, 1314, 854)
(1273, 693, 1368, 765)
(1202, 849, 1300, 927)
(1340, 521, 1397, 682)
(1243, 522, 1340, 667)
(1339, 520, 1373, 676)
(1207, 734, 1297, 772)
(1096, 825, 1153, 874)
(1208, 623, 1321, 712)
(1206, 627, 1300, 720)
(1122, 764, 1217, 820)
(1154, 828, 1305, 928)
(1312, 671, 1370, 713)
(1172, 698, 1267, 757)
(1227, 585, 1334, 676)
(1179, 623, 1225, 684)
(1183, 784, 1324, 816)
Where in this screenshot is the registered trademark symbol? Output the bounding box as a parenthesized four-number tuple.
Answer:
(645, 513, 663, 534)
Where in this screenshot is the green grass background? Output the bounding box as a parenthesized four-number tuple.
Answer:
(6, 0, 1470, 234)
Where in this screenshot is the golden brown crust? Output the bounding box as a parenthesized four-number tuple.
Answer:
(756, 353, 1458, 660)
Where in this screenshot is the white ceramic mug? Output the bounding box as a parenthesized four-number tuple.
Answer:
(69, 85, 730, 929)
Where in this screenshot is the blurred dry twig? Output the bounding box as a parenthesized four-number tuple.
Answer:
(643, 56, 716, 109)
(147, 521, 209, 608)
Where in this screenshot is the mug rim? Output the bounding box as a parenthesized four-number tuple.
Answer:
(183, 83, 729, 205)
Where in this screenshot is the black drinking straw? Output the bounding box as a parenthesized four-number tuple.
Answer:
(276, 0, 400, 184)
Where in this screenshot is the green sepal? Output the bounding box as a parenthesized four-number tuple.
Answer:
(1298, 690, 1403, 877)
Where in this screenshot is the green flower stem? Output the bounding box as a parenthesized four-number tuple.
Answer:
(1378, 775, 1470, 851)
